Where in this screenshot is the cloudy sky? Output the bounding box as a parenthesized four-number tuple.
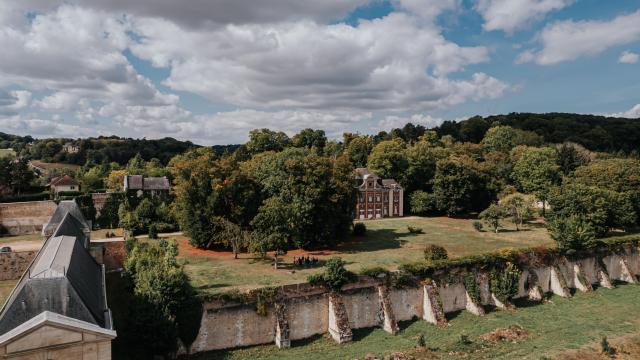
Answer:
(0, 0, 639, 144)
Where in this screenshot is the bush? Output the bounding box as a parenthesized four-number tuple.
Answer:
(408, 226, 424, 234)
(489, 262, 520, 303)
(479, 203, 505, 233)
(547, 214, 597, 253)
(417, 334, 426, 348)
(307, 257, 356, 292)
(148, 224, 158, 239)
(472, 221, 483, 232)
(600, 337, 615, 357)
(352, 222, 367, 236)
(0, 191, 50, 203)
(424, 244, 448, 262)
(359, 266, 390, 278)
(410, 191, 437, 215)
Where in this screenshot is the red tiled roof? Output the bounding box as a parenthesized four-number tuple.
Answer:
(50, 175, 79, 187)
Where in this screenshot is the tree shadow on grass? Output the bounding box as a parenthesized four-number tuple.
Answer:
(337, 229, 405, 254)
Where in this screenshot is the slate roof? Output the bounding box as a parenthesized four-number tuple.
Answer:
(354, 168, 403, 190)
(42, 200, 91, 240)
(0, 235, 109, 335)
(124, 175, 170, 191)
(0, 201, 112, 336)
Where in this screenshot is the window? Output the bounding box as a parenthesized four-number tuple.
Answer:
(368, 195, 372, 202)
(70, 186, 75, 190)
(376, 194, 381, 202)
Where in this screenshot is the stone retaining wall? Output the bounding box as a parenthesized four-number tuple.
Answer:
(0, 251, 37, 281)
(184, 247, 640, 355)
(0, 201, 57, 235)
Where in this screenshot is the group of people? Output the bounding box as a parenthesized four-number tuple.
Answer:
(293, 255, 319, 267)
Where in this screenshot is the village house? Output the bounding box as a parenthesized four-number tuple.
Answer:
(62, 143, 80, 153)
(354, 168, 403, 220)
(123, 175, 170, 198)
(49, 174, 80, 195)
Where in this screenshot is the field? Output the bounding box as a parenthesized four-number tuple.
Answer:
(0, 149, 16, 158)
(29, 160, 81, 171)
(0, 280, 18, 308)
(179, 216, 554, 294)
(187, 284, 640, 360)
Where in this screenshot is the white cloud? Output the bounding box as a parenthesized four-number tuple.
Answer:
(131, 13, 506, 112)
(0, 114, 102, 137)
(476, 0, 573, 33)
(393, 0, 460, 21)
(607, 104, 640, 119)
(619, 51, 639, 64)
(518, 10, 640, 65)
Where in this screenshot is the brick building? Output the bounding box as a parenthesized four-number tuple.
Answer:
(354, 168, 403, 220)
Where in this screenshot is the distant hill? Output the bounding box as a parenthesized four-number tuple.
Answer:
(0, 133, 240, 166)
(390, 112, 639, 153)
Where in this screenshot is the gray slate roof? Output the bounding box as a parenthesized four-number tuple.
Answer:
(42, 200, 91, 240)
(124, 175, 170, 191)
(0, 235, 108, 335)
(0, 201, 111, 336)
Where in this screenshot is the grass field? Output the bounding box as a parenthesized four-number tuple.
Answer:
(0, 280, 18, 308)
(179, 216, 554, 294)
(187, 284, 640, 360)
(0, 149, 16, 158)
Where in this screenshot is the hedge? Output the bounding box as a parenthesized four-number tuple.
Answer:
(0, 192, 51, 203)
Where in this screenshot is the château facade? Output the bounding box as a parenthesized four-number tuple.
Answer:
(354, 168, 403, 220)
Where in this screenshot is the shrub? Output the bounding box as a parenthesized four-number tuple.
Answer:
(417, 334, 426, 348)
(408, 226, 424, 234)
(424, 244, 448, 262)
(489, 262, 520, 303)
(307, 257, 356, 292)
(479, 203, 505, 233)
(359, 266, 390, 278)
(600, 337, 615, 357)
(547, 214, 597, 253)
(352, 222, 367, 236)
(148, 224, 158, 239)
(472, 221, 483, 232)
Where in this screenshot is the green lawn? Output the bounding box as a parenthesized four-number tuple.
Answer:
(0, 280, 18, 308)
(0, 149, 16, 158)
(180, 216, 554, 294)
(187, 284, 640, 360)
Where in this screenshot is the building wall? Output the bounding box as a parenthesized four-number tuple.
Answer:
(52, 184, 78, 193)
(0, 326, 112, 360)
(355, 185, 403, 220)
(184, 249, 640, 354)
(0, 251, 37, 281)
(0, 201, 57, 235)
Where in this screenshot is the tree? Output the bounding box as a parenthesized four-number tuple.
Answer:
(248, 148, 356, 251)
(213, 217, 246, 259)
(548, 183, 636, 237)
(501, 193, 534, 231)
(432, 155, 492, 215)
(344, 135, 374, 167)
(292, 128, 327, 152)
(404, 139, 448, 195)
(246, 128, 290, 154)
(511, 146, 561, 215)
(547, 214, 596, 252)
(123, 239, 202, 357)
(308, 257, 355, 292)
(481, 125, 519, 153)
(9, 158, 35, 195)
(459, 115, 490, 143)
(80, 166, 104, 192)
(555, 142, 589, 175)
(367, 139, 408, 184)
(97, 193, 123, 228)
(410, 191, 437, 215)
(479, 203, 505, 233)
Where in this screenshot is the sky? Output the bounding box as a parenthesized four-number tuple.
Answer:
(0, 0, 639, 145)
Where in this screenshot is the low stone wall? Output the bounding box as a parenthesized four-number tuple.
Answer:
(0, 201, 57, 235)
(0, 251, 37, 281)
(184, 246, 640, 355)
